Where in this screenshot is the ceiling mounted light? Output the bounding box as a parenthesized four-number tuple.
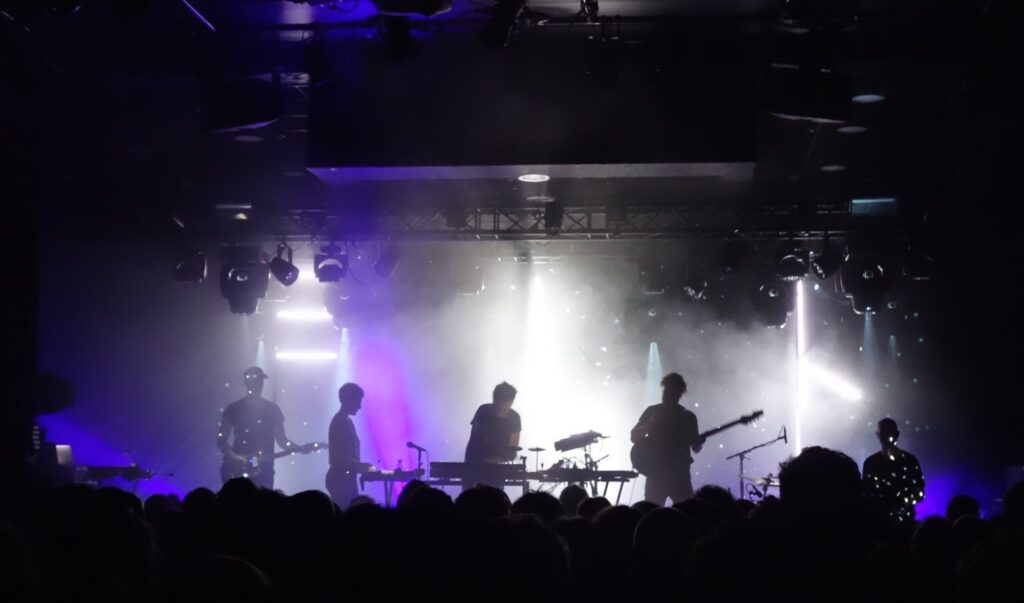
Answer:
(776, 244, 809, 282)
(838, 255, 889, 315)
(518, 173, 550, 183)
(219, 245, 269, 315)
(753, 280, 794, 328)
(269, 243, 300, 286)
(852, 94, 885, 104)
(314, 244, 349, 283)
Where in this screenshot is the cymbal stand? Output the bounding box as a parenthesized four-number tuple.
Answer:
(725, 429, 786, 501)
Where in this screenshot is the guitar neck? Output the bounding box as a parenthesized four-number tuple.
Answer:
(699, 418, 748, 440)
(252, 443, 326, 462)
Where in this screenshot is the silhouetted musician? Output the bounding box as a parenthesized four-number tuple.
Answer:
(630, 372, 703, 505)
(463, 381, 521, 489)
(326, 382, 376, 509)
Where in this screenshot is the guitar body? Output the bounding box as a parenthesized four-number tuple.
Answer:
(220, 456, 265, 482)
(629, 438, 661, 476)
(630, 410, 764, 476)
(220, 442, 328, 483)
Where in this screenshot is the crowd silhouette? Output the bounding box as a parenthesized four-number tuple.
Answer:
(2, 445, 1022, 603)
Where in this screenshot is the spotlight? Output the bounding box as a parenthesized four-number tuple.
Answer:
(174, 250, 207, 283)
(752, 280, 794, 327)
(269, 244, 300, 286)
(375, 243, 402, 277)
(219, 246, 269, 315)
(838, 255, 888, 314)
(811, 235, 846, 280)
(544, 201, 564, 235)
(314, 245, 349, 282)
(776, 244, 808, 281)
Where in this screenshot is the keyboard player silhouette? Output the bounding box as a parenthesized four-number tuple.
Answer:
(462, 381, 522, 489)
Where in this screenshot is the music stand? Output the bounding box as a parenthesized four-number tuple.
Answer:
(725, 427, 787, 500)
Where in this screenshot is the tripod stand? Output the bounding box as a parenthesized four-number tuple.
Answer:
(725, 427, 787, 500)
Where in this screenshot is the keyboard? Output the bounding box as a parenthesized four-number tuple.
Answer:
(429, 461, 526, 479)
(360, 468, 426, 482)
(525, 468, 638, 483)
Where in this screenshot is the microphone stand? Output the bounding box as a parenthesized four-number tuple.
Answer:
(725, 429, 787, 501)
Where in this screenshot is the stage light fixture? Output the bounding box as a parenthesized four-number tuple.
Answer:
(269, 244, 300, 286)
(753, 280, 794, 327)
(811, 235, 846, 280)
(314, 245, 349, 282)
(776, 244, 808, 281)
(375, 243, 402, 277)
(174, 250, 207, 283)
(219, 246, 269, 315)
(838, 255, 888, 314)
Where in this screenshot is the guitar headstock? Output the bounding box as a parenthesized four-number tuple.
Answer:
(741, 410, 765, 424)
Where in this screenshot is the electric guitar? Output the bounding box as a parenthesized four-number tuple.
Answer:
(221, 442, 328, 482)
(630, 410, 763, 476)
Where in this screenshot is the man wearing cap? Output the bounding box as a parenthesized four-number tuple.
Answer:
(217, 366, 296, 489)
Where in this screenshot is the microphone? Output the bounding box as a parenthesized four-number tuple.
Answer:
(781, 426, 788, 444)
(406, 441, 427, 452)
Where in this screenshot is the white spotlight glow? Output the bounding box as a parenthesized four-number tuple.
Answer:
(518, 174, 550, 183)
(275, 351, 338, 361)
(795, 280, 807, 453)
(805, 363, 864, 401)
(276, 309, 332, 322)
(852, 94, 885, 104)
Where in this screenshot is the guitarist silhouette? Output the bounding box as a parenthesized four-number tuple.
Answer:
(217, 366, 300, 489)
(630, 372, 704, 505)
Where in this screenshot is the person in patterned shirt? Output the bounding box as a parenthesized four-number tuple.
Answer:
(862, 417, 925, 523)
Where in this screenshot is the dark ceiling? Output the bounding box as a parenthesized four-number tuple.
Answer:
(1, 0, 1021, 244)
